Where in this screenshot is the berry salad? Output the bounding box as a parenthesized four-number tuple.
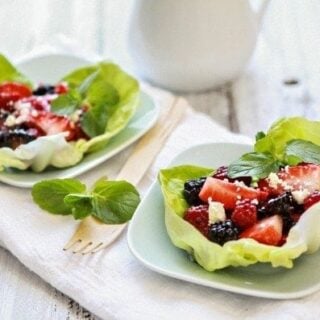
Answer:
(159, 117, 320, 271)
(0, 54, 139, 172)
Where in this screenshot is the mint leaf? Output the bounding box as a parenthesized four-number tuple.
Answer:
(64, 194, 93, 219)
(80, 79, 119, 138)
(51, 90, 82, 115)
(255, 131, 266, 141)
(92, 180, 140, 224)
(285, 139, 320, 165)
(32, 179, 86, 215)
(81, 103, 108, 137)
(228, 152, 281, 180)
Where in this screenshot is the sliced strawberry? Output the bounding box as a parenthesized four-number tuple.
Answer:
(266, 164, 320, 194)
(199, 177, 267, 210)
(0, 82, 32, 110)
(240, 215, 283, 246)
(28, 112, 80, 141)
(304, 191, 320, 210)
(20, 96, 51, 112)
(54, 82, 69, 94)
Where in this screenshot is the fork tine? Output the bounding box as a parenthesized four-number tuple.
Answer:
(72, 241, 93, 254)
(81, 242, 103, 255)
(90, 243, 106, 254)
(63, 238, 82, 251)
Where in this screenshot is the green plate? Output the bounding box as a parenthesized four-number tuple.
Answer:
(128, 142, 320, 299)
(0, 54, 159, 188)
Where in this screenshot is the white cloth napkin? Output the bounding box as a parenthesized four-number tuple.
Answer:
(1, 82, 319, 320)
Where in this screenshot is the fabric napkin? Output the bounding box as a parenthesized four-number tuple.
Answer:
(1, 83, 318, 320)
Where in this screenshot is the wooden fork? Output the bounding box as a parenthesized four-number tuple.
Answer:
(63, 96, 187, 254)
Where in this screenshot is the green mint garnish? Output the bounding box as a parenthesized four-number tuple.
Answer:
(228, 152, 282, 180)
(285, 139, 320, 165)
(32, 178, 140, 224)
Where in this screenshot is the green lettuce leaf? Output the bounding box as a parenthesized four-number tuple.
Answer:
(0, 54, 32, 87)
(159, 165, 313, 271)
(255, 117, 320, 161)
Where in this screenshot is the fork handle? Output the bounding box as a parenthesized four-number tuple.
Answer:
(116, 96, 186, 185)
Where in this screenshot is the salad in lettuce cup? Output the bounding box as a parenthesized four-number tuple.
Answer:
(159, 117, 320, 271)
(0, 54, 139, 172)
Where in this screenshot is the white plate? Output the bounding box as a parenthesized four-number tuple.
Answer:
(0, 54, 159, 187)
(128, 142, 320, 299)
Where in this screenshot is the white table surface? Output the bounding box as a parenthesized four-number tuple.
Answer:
(1, 0, 320, 319)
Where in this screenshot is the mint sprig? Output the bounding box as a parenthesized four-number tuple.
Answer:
(51, 90, 82, 115)
(228, 152, 282, 180)
(228, 139, 320, 181)
(51, 71, 120, 138)
(32, 178, 140, 224)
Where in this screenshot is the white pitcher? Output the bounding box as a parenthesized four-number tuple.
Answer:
(128, 0, 269, 92)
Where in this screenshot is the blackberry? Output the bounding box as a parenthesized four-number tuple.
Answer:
(209, 220, 239, 245)
(32, 85, 55, 96)
(258, 192, 303, 234)
(258, 192, 297, 219)
(0, 128, 37, 149)
(213, 166, 252, 186)
(183, 177, 206, 205)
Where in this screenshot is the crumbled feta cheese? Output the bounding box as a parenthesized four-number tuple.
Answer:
(4, 115, 16, 127)
(31, 110, 39, 117)
(267, 172, 282, 189)
(234, 180, 246, 187)
(70, 109, 82, 123)
(292, 189, 310, 204)
(208, 200, 226, 225)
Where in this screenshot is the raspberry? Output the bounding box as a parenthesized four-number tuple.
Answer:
(184, 205, 209, 236)
(231, 199, 257, 229)
(304, 191, 320, 210)
(213, 166, 252, 186)
(208, 220, 239, 245)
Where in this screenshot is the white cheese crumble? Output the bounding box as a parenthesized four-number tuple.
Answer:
(267, 172, 282, 189)
(267, 172, 291, 191)
(234, 180, 246, 187)
(70, 109, 82, 123)
(292, 189, 310, 204)
(4, 115, 17, 127)
(208, 200, 226, 225)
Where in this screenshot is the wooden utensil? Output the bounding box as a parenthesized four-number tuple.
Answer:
(63, 96, 186, 254)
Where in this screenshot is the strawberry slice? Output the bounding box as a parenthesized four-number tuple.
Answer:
(199, 177, 267, 210)
(29, 112, 80, 141)
(0, 82, 32, 110)
(240, 215, 283, 246)
(266, 164, 320, 194)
